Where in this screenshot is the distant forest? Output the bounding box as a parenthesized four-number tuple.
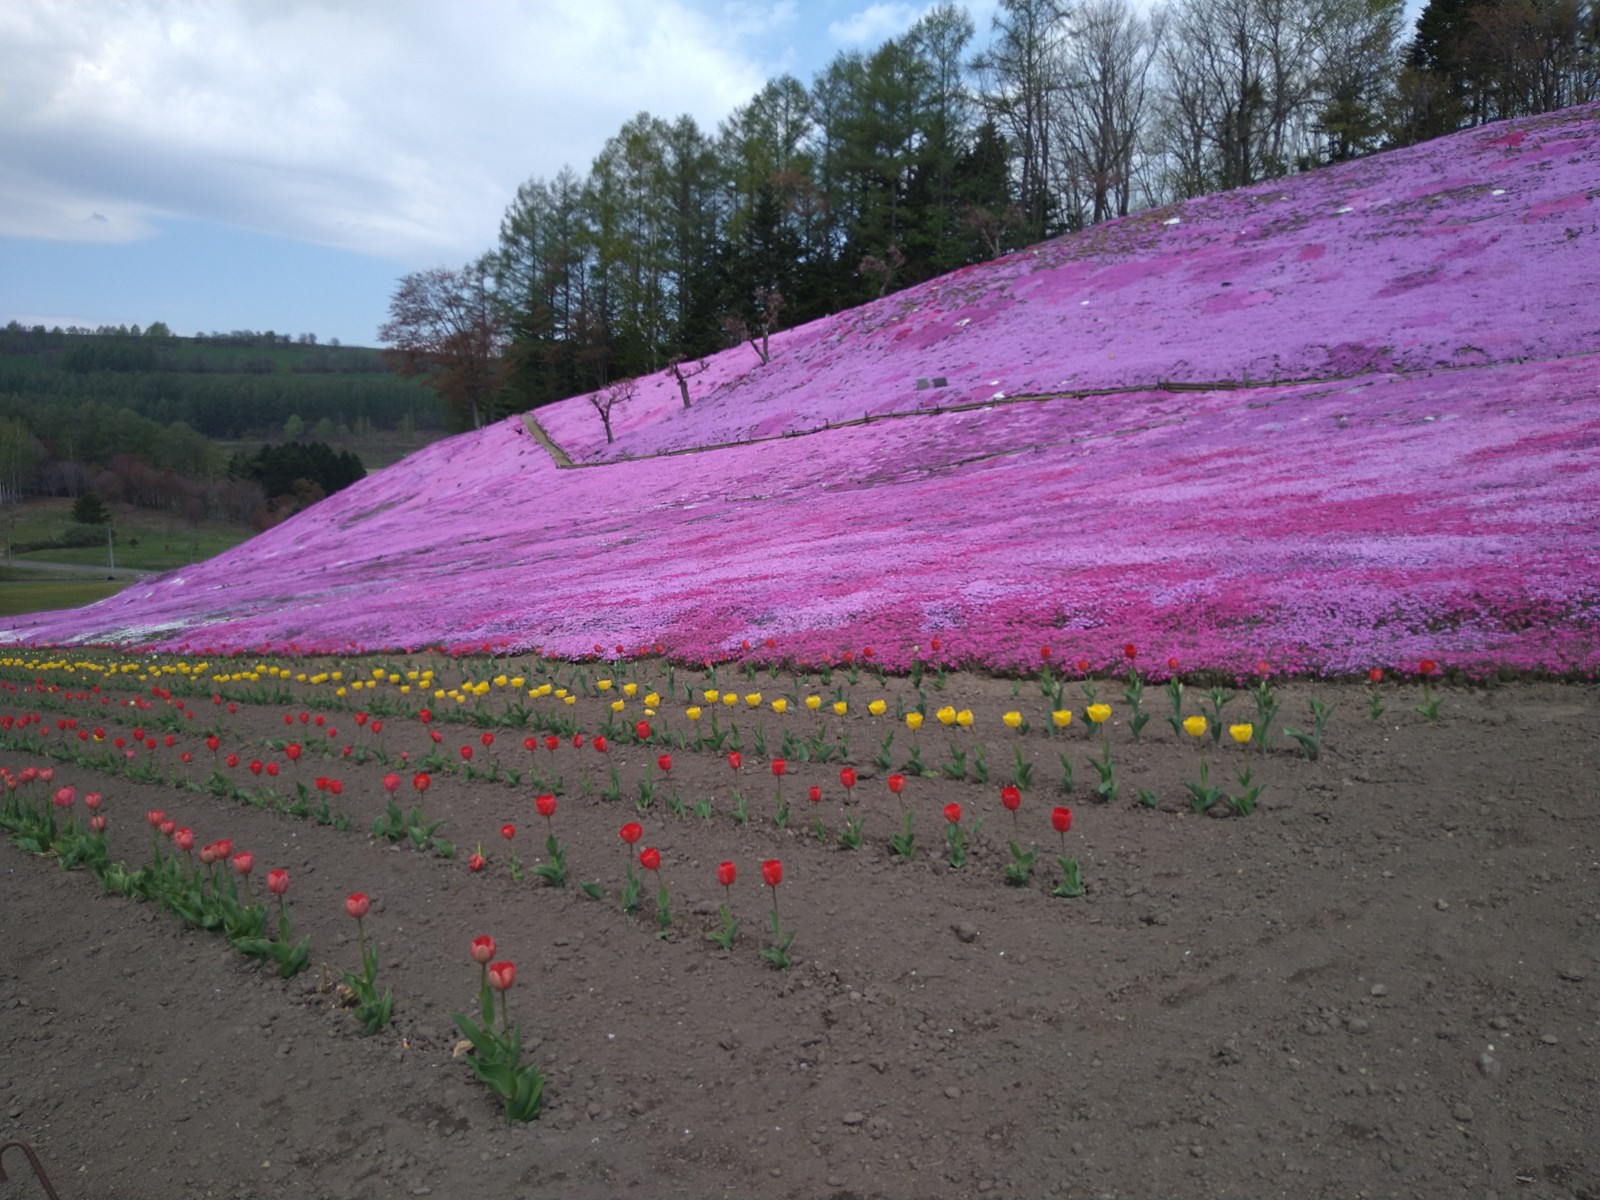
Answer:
(0, 323, 440, 526)
(379, 0, 1600, 430)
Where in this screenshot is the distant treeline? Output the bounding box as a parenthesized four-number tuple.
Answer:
(0, 324, 426, 525)
(1, 324, 441, 441)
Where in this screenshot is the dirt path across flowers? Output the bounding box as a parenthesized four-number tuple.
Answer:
(1, 670, 1597, 1200)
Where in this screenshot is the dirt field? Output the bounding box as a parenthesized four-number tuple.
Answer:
(1, 659, 1596, 1200)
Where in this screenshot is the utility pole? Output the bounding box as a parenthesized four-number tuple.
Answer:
(107, 523, 115, 575)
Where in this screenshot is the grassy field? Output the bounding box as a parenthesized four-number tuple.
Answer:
(0, 576, 127, 617)
(3, 499, 255, 572)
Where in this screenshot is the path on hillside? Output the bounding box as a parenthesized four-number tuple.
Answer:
(517, 350, 1599, 473)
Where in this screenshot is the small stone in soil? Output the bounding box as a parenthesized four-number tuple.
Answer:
(954, 922, 979, 943)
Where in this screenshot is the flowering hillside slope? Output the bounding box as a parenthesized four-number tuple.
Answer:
(5, 105, 1598, 675)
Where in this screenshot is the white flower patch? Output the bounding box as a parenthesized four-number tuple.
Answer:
(1162, 217, 1181, 226)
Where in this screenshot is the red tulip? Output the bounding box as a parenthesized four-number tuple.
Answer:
(1369, 667, 1383, 684)
(887, 773, 905, 795)
(206, 735, 221, 752)
(761, 859, 783, 888)
(53, 786, 75, 808)
(413, 772, 431, 792)
(944, 802, 962, 824)
(639, 846, 661, 872)
(383, 772, 401, 793)
(716, 861, 736, 888)
(808, 785, 822, 803)
(523, 736, 538, 752)
(1419, 659, 1437, 676)
(267, 869, 289, 895)
(418, 708, 432, 724)
(471, 935, 495, 964)
(164, 734, 175, 747)
(249, 759, 263, 775)
(345, 893, 371, 919)
(214, 839, 232, 860)
(226, 753, 239, 768)
(770, 758, 785, 777)
(88, 814, 106, 834)
(619, 821, 643, 846)
(285, 743, 302, 762)
(460, 745, 473, 761)
(657, 753, 672, 773)
(1124, 643, 1137, 660)
(429, 729, 442, 744)
(572, 734, 584, 749)
(727, 751, 742, 771)
(839, 767, 856, 791)
(159, 819, 176, 837)
(1040, 645, 1051, 660)
(174, 827, 195, 852)
(265, 762, 279, 777)
(1000, 785, 1021, 812)
(83, 792, 102, 811)
(535, 794, 557, 818)
(930, 637, 942, 652)
(469, 853, 486, 872)
(1076, 658, 1089, 673)
(1167, 657, 1179, 671)
(635, 720, 651, 740)
(298, 712, 309, 724)
(370, 721, 382, 735)
(147, 809, 166, 827)
(544, 736, 560, 752)
(355, 712, 369, 726)
(488, 961, 515, 992)
(481, 732, 495, 748)
(1051, 806, 1073, 834)
(233, 850, 254, 875)
(501, 823, 516, 841)
(593, 736, 609, 754)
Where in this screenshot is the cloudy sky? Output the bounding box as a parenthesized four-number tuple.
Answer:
(0, 0, 997, 345)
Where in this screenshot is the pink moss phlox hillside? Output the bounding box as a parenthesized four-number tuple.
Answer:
(539, 105, 1599, 463)
(4, 107, 1598, 676)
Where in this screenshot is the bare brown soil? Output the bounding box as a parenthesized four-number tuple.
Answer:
(2, 665, 1597, 1200)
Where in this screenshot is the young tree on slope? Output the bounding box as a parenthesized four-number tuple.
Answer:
(379, 256, 509, 431)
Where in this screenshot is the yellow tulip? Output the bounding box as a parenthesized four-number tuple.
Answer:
(493, 674, 508, 688)
(390, 674, 403, 685)
(1087, 704, 1111, 725)
(597, 679, 613, 692)
(1229, 723, 1254, 745)
(1052, 709, 1072, 729)
(554, 688, 568, 699)
(644, 708, 656, 718)
(335, 686, 347, 698)
(745, 693, 762, 708)
(644, 692, 661, 708)
(686, 706, 702, 721)
(610, 699, 626, 713)
(703, 689, 719, 703)
(622, 682, 637, 698)
(722, 693, 737, 707)
(832, 700, 848, 716)
(1002, 710, 1022, 729)
(1183, 715, 1207, 738)
(399, 685, 410, 695)
(805, 695, 822, 711)
(956, 709, 974, 727)
(935, 706, 956, 726)
(509, 677, 523, 689)
(771, 698, 788, 714)
(563, 695, 575, 706)
(868, 699, 887, 717)
(905, 712, 924, 731)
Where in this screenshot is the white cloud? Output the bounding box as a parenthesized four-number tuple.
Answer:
(0, 0, 770, 264)
(828, 2, 924, 45)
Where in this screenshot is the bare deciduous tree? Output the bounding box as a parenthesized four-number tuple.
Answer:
(588, 378, 634, 445)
